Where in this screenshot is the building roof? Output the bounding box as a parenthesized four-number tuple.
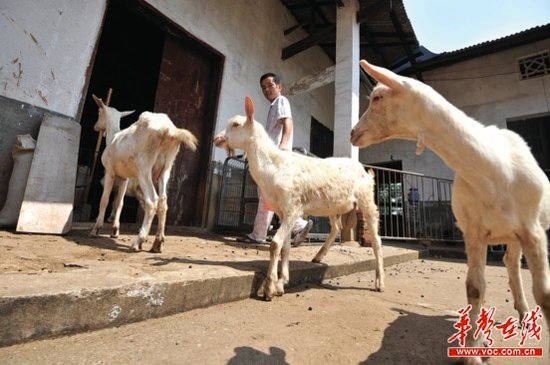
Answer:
(281, 0, 422, 78)
(400, 23, 550, 76)
(281, 1, 550, 80)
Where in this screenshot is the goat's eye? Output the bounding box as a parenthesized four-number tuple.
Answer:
(371, 95, 382, 102)
(231, 122, 240, 128)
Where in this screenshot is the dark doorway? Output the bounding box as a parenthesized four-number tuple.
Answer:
(309, 117, 333, 157)
(77, 1, 222, 226)
(77, 0, 164, 223)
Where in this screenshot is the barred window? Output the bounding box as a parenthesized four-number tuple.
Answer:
(518, 50, 550, 80)
(507, 114, 550, 178)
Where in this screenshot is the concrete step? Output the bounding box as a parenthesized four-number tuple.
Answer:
(0, 226, 427, 346)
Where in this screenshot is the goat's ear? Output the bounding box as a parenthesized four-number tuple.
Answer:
(92, 94, 105, 108)
(360, 60, 405, 91)
(120, 110, 135, 118)
(245, 96, 254, 125)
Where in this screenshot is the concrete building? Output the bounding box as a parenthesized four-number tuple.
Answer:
(361, 25, 550, 180)
(0, 0, 418, 232)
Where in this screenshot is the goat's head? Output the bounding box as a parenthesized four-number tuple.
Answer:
(213, 96, 257, 156)
(92, 94, 135, 132)
(351, 60, 419, 149)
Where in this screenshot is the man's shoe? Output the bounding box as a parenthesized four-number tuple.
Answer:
(237, 235, 266, 244)
(292, 219, 313, 246)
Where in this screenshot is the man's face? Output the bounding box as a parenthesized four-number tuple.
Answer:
(260, 76, 282, 102)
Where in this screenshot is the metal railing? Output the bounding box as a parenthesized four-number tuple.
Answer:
(214, 156, 463, 243)
(366, 164, 462, 242)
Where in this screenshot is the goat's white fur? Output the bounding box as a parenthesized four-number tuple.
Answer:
(214, 96, 383, 300)
(90, 95, 198, 252)
(351, 60, 550, 364)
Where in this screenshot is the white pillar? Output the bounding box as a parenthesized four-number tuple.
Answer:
(334, 0, 359, 160)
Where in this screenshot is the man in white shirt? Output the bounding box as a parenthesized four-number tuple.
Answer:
(238, 72, 312, 245)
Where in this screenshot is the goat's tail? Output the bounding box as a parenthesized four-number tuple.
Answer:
(169, 128, 198, 152)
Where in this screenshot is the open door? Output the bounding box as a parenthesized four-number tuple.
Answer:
(154, 33, 222, 226)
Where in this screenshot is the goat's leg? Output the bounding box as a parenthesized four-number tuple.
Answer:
(503, 242, 529, 321)
(362, 208, 384, 292)
(312, 215, 341, 263)
(358, 192, 385, 291)
(517, 224, 550, 357)
(106, 178, 118, 223)
(258, 214, 295, 301)
(150, 169, 170, 253)
(278, 234, 292, 290)
(90, 173, 115, 237)
(130, 172, 158, 252)
(463, 236, 487, 365)
(110, 178, 128, 238)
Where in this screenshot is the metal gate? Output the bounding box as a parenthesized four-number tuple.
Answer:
(368, 165, 462, 242)
(215, 157, 258, 233)
(214, 157, 462, 243)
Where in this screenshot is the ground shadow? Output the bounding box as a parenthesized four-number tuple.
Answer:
(147, 255, 268, 272)
(314, 281, 380, 292)
(361, 308, 459, 365)
(147, 255, 330, 300)
(66, 224, 272, 254)
(62, 224, 133, 252)
(227, 346, 289, 365)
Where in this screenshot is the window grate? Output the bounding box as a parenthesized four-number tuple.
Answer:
(518, 50, 550, 80)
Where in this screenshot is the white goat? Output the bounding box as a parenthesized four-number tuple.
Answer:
(214, 96, 383, 300)
(89, 95, 198, 252)
(351, 60, 550, 364)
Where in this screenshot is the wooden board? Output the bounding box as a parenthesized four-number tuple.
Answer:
(17, 115, 81, 234)
(154, 33, 220, 226)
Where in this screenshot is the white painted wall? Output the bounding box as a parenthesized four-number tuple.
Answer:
(144, 0, 335, 161)
(360, 38, 550, 180)
(0, 0, 334, 157)
(0, 0, 106, 118)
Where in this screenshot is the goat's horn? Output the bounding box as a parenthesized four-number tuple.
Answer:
(92, 94, 105, 108)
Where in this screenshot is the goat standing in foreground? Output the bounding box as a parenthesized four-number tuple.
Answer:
(351, 60, 550, 364)
(214, 96, 383, 300)
(89, 95, 198, 252)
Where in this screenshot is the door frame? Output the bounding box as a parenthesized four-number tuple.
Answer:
(79, 0, 225, 226)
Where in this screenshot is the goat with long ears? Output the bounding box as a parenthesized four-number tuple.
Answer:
(352, 60, 550, 364)
(215, 96, 383, 301)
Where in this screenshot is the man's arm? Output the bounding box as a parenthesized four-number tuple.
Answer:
(278, 117, 293, 151)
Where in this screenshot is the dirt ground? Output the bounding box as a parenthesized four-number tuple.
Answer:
(2, 253, 548, 364)
(0, 224, 238, 275)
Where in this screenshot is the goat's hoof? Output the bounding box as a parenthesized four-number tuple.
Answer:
(264, 284, 277, 300)
(110, 232, 119, 238)
(89, 230, 99, 237)
(311, 258, 322, 264)
(129, 241, 141, 252)
(275, 282, 285, 296)
(149, 239, 163, 253)
(256, 283, 265, 298)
